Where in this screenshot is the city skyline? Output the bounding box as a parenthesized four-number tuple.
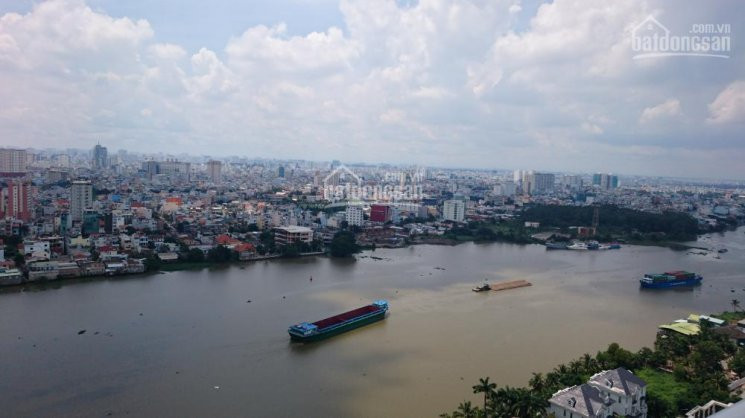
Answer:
(9, 143, 745, 184)
(1, 1, 744, 178)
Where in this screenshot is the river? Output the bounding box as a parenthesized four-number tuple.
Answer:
(2, 228, 745, 417)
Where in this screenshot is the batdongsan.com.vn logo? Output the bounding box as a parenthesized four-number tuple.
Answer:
(322, 165, 423, 202)
(631, 15, 731, 59)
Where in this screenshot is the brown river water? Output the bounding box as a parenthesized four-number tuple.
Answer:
(1, 228, 744, 417)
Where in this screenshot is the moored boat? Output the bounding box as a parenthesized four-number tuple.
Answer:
(545, 242, 568, 250)
(472, 282, 491, 292)
(567, 241, 588, 250)
(640, 271, 703, 289)
(288, 300, 388, 342)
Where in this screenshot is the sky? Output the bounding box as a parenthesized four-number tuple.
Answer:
(0, 0, 744, 178)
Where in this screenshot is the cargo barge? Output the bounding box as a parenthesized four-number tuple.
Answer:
(640, 271, 702, 289)
(288, 300, 388, 342)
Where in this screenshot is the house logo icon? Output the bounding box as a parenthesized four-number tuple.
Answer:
(632, 15, 669, 41)
(323, 164, 361, 187)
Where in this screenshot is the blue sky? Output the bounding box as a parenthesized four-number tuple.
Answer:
(0, 0, 744, 178)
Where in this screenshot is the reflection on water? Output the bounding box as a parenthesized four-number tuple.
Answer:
(1, 227, 745, 417)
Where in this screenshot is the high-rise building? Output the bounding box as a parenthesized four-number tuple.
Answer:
(522, 172, 555, 195)
(0, 148, 27, 176)
(2, 181, 32, 221)
(593, 173, 619, 190)
(207, 160, 222, 184)
(313, 170, 321, 187)
(70, 180, 93, 222)
(345, 205, 364, 226)
(494, 180, 516, 196)
(560, 175, 583, 191)
(142, 161, 159, 179)
(277, 166, 285, 178)
(92, 144, 108, 170)
(157, 160, 191, 182)
(443, 199, 465, 222)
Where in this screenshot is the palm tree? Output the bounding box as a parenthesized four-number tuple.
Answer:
(732, 299, 741, 312)
(580, 353, 596, 373)
(528, 372, 545, 393)
(454, 401, 478, 418)
(514, 388, 548, 417)
(473, 377, 497, 416)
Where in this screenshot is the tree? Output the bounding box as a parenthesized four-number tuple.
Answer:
(732, 299, 741, 312)
(207, 245, 234, 263)
(453, 401, 478, 418)
(186, 248, 205, 262)
(143, 254, 161, 272)
(729, 349, 745, 376)
(329, 230, 359, 257)
(473, 377, 496, 416)
(528, 373, 545, 394)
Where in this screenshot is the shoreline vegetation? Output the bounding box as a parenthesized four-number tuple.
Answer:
(440, 311, 745, 418)
(4, 205, 739, 291)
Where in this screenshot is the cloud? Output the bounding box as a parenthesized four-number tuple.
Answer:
(707, 81, 745, 124)
(639, 98, 681, 124)
(1, 0, 745, 178)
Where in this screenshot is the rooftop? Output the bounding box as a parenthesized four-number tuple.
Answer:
(589, 367, 646, 396)
(550, 383, 609, 417)
(274, 226, 312, 233)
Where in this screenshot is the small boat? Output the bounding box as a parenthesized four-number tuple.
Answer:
(288, 300, 388, 342)
(567, 241, 588, 250)
(472, 283, 491, 292)
(545, 242, 568, 250)
(718, 249, 728, 254)
(587, 240, 600, 250)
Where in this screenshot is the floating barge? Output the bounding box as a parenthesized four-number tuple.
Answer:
(288, 300, 388, 342)
(640, 271, 702, 289)
(488, 279, 532, 292)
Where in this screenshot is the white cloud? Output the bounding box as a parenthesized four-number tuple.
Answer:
(1, 0, 744, 177)
(707, 81, 745, 124)
(639, 98, 681, 124)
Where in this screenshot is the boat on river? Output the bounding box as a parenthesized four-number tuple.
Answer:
(640, 271, 703, 289)
(288, 300, 388, 342)
(472, 282, 491, 292)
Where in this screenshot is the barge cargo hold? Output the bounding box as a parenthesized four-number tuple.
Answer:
(288, 300, 388, 342)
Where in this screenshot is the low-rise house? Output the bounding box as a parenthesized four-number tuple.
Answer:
(548, 383, 613, 418)
(548, 368, 647, 418)
(0, 267, 23, 286)
(57, 262, 81, 278)
(125, 259, 145, 274)
(274, 226, 313, 245)
(157, 252, 179, 262)
(588, 368, 647, 417)
(78, 261, 105, 276)
(27, 261, 60, 281)
(24, 241, 51, 259)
